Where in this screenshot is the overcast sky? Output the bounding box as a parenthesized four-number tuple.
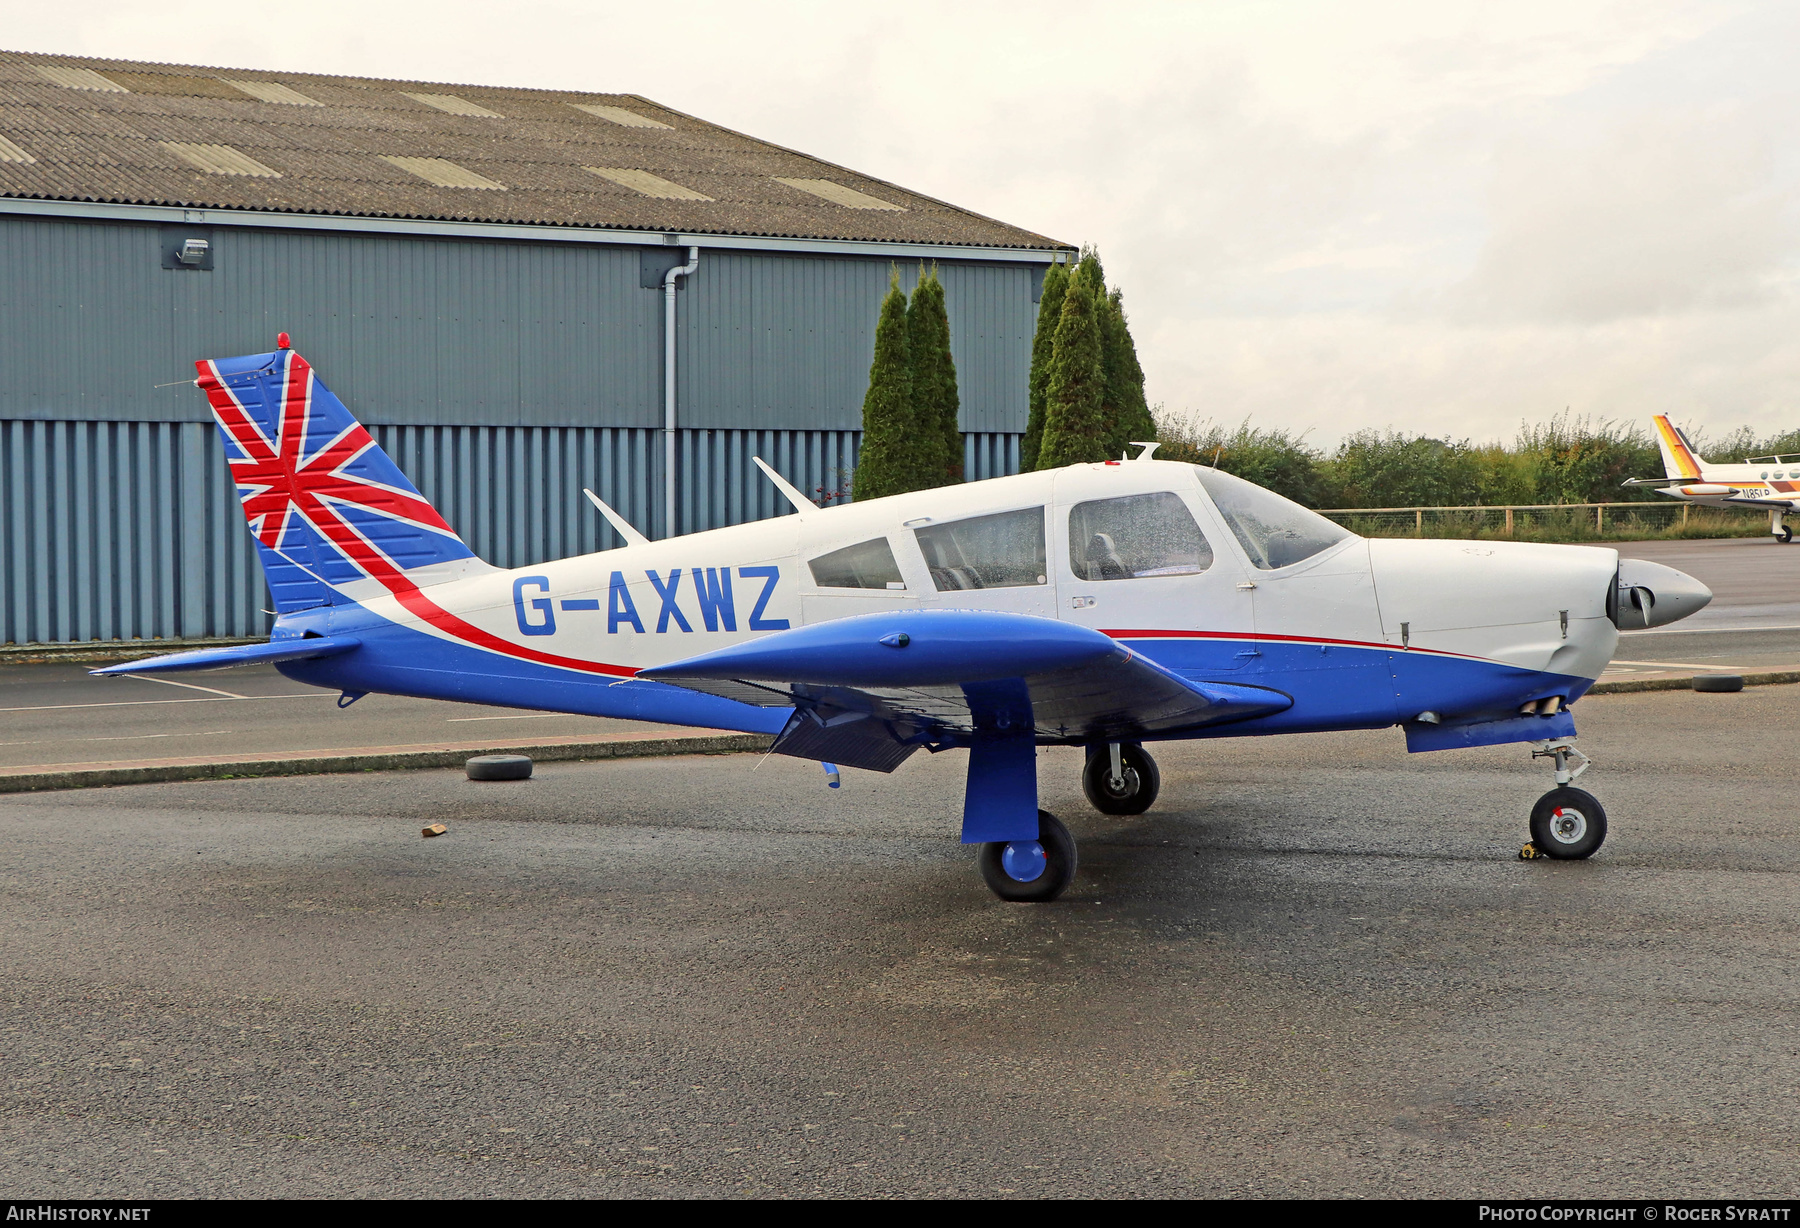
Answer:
(6, 0, 1796, 449)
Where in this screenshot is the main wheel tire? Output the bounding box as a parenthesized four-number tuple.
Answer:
(1082, 743, 1161, 815)
(1529, 787, 1607, 859)
(979, 810, 1077, 902)
(1778, 526, 1793, 543)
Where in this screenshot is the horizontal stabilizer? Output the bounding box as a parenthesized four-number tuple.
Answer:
(91, 635, 363, 676)
(642, 610, 1292, 768)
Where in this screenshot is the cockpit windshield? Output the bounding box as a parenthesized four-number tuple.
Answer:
(1193, 467, 1352, 570)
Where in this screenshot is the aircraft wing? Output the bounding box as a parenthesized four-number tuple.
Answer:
(639, 609, 1291, 772)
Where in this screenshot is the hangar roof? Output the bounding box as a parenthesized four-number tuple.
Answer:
(0, 50, 1068, 252)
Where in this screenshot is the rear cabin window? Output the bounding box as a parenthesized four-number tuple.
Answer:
(1068, 492, 1212, 581)
(1195, 467, 1352, 570)
(914, 507, 1047, 590)
(808, 537, 905, 590)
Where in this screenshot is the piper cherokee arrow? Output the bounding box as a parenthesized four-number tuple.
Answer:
(96, 340, 1715, 901)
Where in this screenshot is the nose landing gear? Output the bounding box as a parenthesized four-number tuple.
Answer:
(1083, 742, 1161, 815)
(1526, 740, 1607, 859)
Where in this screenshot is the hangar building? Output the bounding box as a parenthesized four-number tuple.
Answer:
(0, 51, 1069, 648)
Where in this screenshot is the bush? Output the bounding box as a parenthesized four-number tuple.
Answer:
(1155, 415, 1328, 507)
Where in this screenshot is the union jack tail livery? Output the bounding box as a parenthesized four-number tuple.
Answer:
(196, 340, 492, 613)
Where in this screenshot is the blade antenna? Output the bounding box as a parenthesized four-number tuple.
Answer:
(751, 457, 817, 517)
(583, 489, 651, 548)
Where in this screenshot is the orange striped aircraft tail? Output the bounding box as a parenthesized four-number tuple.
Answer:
(1652, 415, 1705, 480)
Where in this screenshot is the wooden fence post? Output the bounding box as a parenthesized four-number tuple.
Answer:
(1505, 507, 1513, 535)
(1597, 505, 1604, 533)
(1415, 509, 1423, 534)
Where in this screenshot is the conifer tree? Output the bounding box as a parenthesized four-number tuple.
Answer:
(852, 268, 915, 501)
(1100, 288, 1156, 457)
(1036, 269, 1110, 469)
(907, 265, 962, 486)
(1021, 261, 1069, 471)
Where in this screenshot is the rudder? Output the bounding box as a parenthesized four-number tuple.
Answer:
(195, 339, 489, 613)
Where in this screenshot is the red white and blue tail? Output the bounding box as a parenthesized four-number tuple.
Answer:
(195, 338, 492, 613)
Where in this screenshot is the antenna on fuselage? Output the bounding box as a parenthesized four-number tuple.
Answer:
(582, 489, 650, 548)
(751, 456, 817, 517)
(1128, 441, 1161, 461)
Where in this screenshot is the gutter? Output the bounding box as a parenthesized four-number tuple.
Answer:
(0, 196, 1071, 265)
(663, 245, 700, 538)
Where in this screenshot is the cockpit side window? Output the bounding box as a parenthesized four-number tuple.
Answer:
(913, 507, 1047, 591)
(1068, 492, 1212, 581)
(808, 537, 905, 590)
(1194, 467, 1352, 570)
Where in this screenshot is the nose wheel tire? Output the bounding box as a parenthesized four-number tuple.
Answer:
(979, 810, 1077, 902)
(1082, 743, 1161, 815)
(1529, 787, 1607, 859)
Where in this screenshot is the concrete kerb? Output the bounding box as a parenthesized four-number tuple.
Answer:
(0, 731, 774, 794)
(1588, 670, 1800, 695)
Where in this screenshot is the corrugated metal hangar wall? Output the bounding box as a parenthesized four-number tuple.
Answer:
(0, 211, 1043, 646)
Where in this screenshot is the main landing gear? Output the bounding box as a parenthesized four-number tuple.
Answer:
(1526, 740, 1607, 859)
(979, 810, 1078, 902)
(1083, 742, 1161, 815)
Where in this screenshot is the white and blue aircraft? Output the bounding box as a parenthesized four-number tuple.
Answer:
(98, 341, 1715, 900)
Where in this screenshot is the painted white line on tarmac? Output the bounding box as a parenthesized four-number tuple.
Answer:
(126, 675, 246, 699)
(0, 694, 333, 714)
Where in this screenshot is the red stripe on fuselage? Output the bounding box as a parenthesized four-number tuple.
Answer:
(1101, 627, 1486, 661)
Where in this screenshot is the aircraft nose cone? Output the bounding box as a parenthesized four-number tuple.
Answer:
(1612, 558, 1712, 629)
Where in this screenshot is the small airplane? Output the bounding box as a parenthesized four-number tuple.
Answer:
(96, 339, 1715, 901)
(1631, 414, 1799, 543)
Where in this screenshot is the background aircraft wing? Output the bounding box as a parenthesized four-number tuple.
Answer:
(639, 609, 1291, 772)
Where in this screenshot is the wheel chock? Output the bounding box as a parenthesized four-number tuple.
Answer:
(1518, 842, 1542, 860)
(422, 823, 447, 838)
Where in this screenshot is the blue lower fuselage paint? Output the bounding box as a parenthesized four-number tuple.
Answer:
(275, 604, 1584, 747)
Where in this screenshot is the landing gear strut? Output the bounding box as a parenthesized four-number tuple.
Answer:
(979, 810, 1077, 902)
(1526, 740, 1607, 859)
(1082, 742, 1161, 815)
(1773, 510, 1793, 544)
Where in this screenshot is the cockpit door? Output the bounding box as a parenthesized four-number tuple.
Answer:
(1051, 464, 1259, 674)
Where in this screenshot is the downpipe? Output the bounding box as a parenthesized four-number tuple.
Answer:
(663, 245, 701, 539)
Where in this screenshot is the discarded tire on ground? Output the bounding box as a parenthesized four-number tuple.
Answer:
(466, 754, 533, 781)
(1692, 674, 1744, 693)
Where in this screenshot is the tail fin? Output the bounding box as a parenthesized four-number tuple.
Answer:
(195, 341, 490, 614)
(1652, 414, 1706, 481)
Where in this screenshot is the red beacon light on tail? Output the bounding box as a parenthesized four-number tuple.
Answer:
(277, 332, 291, 350)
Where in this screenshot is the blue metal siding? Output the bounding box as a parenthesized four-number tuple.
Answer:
(677, 252, 1035, 433)
(0, 214, 1038, 433)
(0, 420, 1021, 644)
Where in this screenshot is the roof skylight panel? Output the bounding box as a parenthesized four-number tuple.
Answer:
(569, 103, 671, 129)
(584, 167, 712, 200)
(402, 92, 503, 118)
(773, 177, 904, 211)
(33, 66, 128, 92)
(379, 155, 505, 189)
(0, 133, 35, 163)
(224, 80, 323, 106)
(161, 142, 281, 177)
